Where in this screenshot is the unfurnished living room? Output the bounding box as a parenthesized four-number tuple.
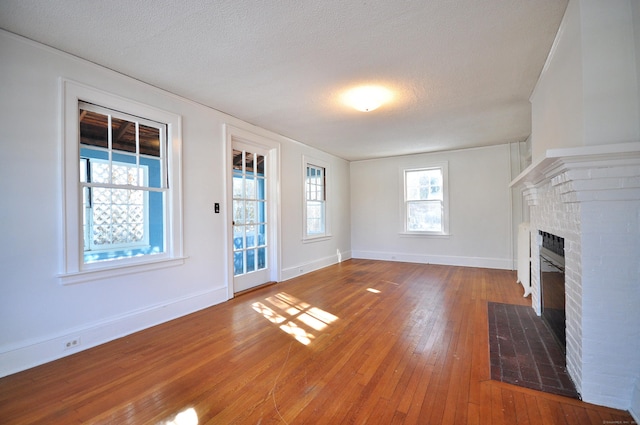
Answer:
(1, 1, 639, 424)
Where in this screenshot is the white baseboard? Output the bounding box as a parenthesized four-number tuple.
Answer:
(0, 286, 228, 378)
(281, 250, 352, 281)
(351, 250, 513, 270)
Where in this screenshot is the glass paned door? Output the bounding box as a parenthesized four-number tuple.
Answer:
(232, 143, 269, 292)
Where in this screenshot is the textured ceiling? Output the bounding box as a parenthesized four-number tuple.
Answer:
(0, 0, 568, 161)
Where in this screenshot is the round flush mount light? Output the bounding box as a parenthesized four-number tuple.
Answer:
(341, 85, 393, 112)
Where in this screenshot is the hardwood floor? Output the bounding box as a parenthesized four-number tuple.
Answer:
(0, 260, 634, 424)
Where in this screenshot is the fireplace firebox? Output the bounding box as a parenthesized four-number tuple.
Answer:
(539, 231, 566, 352)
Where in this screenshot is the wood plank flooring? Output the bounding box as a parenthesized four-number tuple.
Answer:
(0, 260, 635, 424)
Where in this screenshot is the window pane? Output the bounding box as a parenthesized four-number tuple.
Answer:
(256, 177, 266, 201)
(245, 152, 254, 174)
(91, 162, 110, 184)
(144, 157, 162, 189)
(245, 176, 256, 199)
(233, 225, 244, 249)
(79, 109, 108, 149)
(233, 175, 243, 198)
(232, 149, 243, 172)
(110, 117, 136, 153)
(234, 251, 244, 275)
(256, 154, 265, 176)
(257, 224, 267, 247)
(139, 124, 160, 157)
(307, 201, 325, 234)
(80, 159, 88, 183)
(233, 200, 245, 224)
(246, 201, 257, 224)
(246, 249, 256, 273)
(246, 225, 256, 248)
(257, 200, 266, 224)
(407, 200, 442, 232)
(112, 161, 134, 185)
(406, 169, 442, 201)
(258, 247, 267, 269)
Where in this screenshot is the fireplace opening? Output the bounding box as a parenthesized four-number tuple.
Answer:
(539, 231, 566, 352)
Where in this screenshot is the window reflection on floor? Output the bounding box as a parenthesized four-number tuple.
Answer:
(163, 407, 198, 425)
(252, 292, 339, 346)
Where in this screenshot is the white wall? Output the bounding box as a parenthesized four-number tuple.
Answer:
(530, 0, 640, 163)
(279, 138, 352, 280)
(350, 144, 513, 269)
(0, 30, 350, 377)
(530, 0, 584, 161)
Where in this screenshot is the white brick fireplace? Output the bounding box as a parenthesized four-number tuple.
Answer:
(511, 142, 640, 410)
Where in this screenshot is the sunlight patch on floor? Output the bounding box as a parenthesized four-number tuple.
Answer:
(163, 407, 198, 425)
(252, 292, 339, 346)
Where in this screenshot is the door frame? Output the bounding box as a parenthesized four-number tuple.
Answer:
(224, 124, 281, 299)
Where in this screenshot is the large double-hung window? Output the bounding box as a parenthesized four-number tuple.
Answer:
(79, 102, 166, 263)
(60, 80, 183, 284)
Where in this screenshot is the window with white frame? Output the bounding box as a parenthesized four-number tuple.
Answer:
(61, 81, 183, 283)
(79, 102, 164, 264)
(403, 164, 449, 234)
(303, 157, 329, 239)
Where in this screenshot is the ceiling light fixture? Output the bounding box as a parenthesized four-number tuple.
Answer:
(342, 85, 393, 112)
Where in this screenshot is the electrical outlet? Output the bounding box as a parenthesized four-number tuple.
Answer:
(64, 337, 81, 350)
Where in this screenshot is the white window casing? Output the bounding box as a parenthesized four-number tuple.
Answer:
(400, 162, 450, 236)
(302, 155, 331, 242)
(59, 79, 184, 284)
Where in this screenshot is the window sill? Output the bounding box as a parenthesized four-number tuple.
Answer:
(302, 234, 332, 244)
(58, 256, 187, 285)
(399, 232, 451, 239)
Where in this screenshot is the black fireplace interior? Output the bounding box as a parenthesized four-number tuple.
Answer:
(539, 231, 566, 352)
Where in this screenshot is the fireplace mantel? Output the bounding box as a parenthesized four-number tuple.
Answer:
(510, 142, 640, 202)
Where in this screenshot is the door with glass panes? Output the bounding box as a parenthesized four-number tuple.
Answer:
(232, 142, 270, 292)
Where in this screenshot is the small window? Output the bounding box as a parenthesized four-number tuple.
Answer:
(303, 156, 330, 240)
(61, 80, 184, 284)
(402, 164, 449, 234)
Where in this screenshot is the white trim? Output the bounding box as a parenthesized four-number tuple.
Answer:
(281, 250, 352, 281)
(398, 232, 451, 239)
(59, 256, 187, 285)
(302, 235, 333, 243)
(60, 79, 184, 282)
(352, 250, 512, 270)
(0, 285, 225, 378)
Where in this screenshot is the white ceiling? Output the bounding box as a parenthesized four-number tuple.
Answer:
(0, 0, 568, 161)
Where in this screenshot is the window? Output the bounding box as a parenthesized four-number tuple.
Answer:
(61, 80, 183, 284)
(303, 156, 329, 240)
(79, 102, 165, 264)
(402, 163, 449, 235)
